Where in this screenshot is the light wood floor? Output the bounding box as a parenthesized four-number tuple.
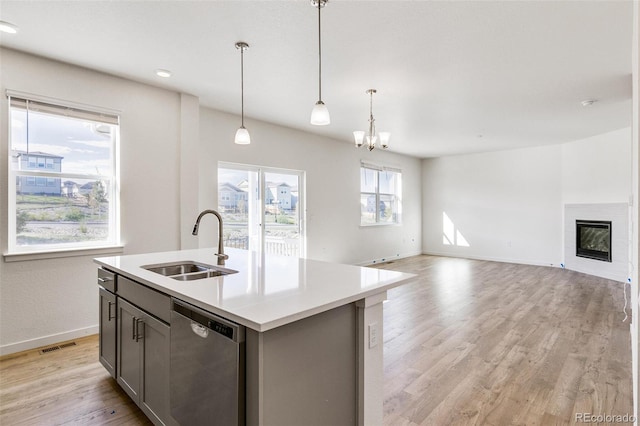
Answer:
(0, 255, 632, 425)
(375, 256, 632, 425)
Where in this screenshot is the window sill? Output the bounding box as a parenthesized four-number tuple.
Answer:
(4, 245, 124, 263)
(360, 222, 402, 228)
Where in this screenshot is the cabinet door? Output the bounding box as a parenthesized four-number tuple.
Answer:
(139, 312, 173, 426)
(99, 287, 117, 378)
(117, 298, 143, 403)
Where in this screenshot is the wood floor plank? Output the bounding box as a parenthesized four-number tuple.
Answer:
(0, 255, 632, 425)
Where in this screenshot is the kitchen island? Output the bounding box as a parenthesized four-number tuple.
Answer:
(95, 248, 416, 426)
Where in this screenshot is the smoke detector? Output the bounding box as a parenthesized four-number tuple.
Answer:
(581, 99, 597, 107)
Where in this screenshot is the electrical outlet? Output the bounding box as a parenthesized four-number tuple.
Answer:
(369, 322, 378, 348)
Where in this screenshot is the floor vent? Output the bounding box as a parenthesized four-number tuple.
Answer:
(39, 341, 77, 355)
(39, 346, 61, 354)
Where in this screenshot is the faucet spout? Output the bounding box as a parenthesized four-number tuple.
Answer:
(192, 209, 227, 266)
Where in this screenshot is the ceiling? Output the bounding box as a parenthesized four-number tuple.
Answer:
(0, 0, 633, 158)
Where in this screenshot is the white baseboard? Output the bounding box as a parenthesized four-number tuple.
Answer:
(356, 251, 423, 267)
(422, 250, 561, 269)
(0, 325, 98, 356)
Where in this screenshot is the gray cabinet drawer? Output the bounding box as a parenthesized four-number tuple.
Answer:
(98, 268, 116, 292)
(117, 276, 171, 324)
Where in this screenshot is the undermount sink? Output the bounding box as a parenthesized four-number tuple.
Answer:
(171, 270, 230, 281)
(142, 261, 238, 281)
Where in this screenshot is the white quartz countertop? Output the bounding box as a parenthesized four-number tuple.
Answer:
(94, 248, 417, 332)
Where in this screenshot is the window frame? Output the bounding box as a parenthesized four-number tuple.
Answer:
(5, 91, 122, 257)
(360, 162, 402, 226)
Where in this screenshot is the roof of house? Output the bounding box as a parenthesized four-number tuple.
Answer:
(267, 182, 291, 188)
(219, 182, 245, 193)
(16, 150, 64, 159)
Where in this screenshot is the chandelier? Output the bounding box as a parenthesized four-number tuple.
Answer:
(353, 89, 389, 151)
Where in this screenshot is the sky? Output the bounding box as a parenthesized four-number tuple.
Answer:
(11, 109, 114, 176)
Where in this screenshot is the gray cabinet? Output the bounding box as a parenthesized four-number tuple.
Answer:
(117, 298, 141, 401)
(98, 286, 117, 378)
(117, 292, 173, 426)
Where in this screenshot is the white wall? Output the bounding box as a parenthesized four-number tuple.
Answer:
(422, 128, 632, 268)
(0, 48, 422, 354)
(422, 145, 564, 266)
(196, 108, 423, 265)
(562, 128, 632, 204)
(0, 48, 182, 354)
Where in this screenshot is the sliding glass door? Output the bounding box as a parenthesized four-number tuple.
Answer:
(218, 163, 305, 258)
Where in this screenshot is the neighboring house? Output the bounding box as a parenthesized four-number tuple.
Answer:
(15, 151, 63, 196)
(218, 182, 248, 212)
(219, 181, 298, 212)
(62, 181, 79, 198)
(79, 181, 95, 196)
(237, 179, 249, 192)
(265, 182, 296, 210)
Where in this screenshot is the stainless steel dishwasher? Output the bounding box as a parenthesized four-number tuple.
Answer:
(170, 299, 245, 425)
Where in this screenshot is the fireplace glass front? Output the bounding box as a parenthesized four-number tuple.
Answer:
(576, 220, 611, 262)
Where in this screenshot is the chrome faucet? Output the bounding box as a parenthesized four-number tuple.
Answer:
(192, 209, 229, 266)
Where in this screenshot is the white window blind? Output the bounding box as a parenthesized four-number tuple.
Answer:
(8, 91, 119, 125)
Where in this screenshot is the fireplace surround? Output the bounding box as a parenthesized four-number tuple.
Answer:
(564, 203, 627, 282)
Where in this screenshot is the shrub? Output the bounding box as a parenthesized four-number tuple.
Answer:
(65, 208, 85, 222)
(16, 211, 29, 233)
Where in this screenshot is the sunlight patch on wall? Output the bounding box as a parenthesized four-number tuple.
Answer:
(443, 212, 470, 247)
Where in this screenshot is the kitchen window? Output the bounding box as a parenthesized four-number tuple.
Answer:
(360, 162, 402, 225)
(7, 92, 120, 255)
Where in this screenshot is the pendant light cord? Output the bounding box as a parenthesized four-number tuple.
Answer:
(317, 0, 322, 102)
(369, 90, 375, 138)
(240, 46, 245, 127)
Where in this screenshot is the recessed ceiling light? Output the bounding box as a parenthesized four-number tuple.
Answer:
(581, 99, 597, 107)
(0, 21, 18, 34)
(155, 69, 172, 78)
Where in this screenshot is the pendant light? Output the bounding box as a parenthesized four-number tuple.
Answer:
(353, 89, 390, 151)
(310, 0, 330, 126)
(234, 41, 251, 145)
(0, 21, 18, 34)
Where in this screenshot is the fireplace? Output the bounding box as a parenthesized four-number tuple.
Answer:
(576, 220, 612, 262)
